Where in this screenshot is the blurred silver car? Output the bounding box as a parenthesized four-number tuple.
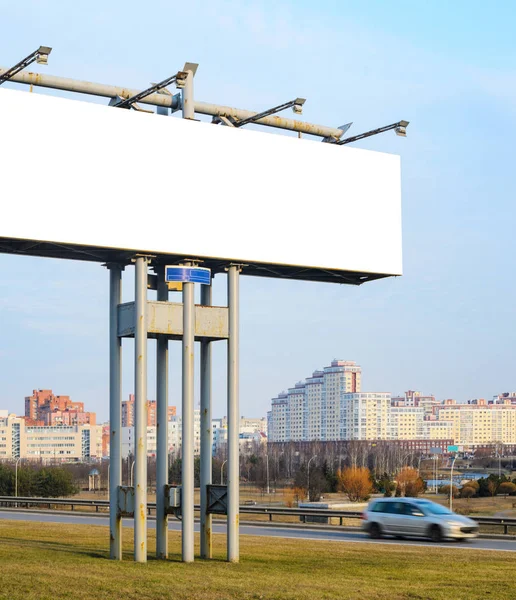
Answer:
(362, 497, 479, 542)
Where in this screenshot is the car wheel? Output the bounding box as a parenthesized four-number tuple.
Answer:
(369, 523, 382, 539)
(429, 525, 442, 543)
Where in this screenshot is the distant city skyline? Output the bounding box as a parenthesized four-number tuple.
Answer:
(1, 1, 515, 421)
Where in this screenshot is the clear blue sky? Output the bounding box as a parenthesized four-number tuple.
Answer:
(1, 0, 515, 421)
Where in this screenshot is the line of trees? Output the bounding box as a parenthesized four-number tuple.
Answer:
(0, 463, 78, 497)
(441, 474, 516, 500)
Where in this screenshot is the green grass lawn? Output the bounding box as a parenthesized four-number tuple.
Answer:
(0, 520, 515, 600)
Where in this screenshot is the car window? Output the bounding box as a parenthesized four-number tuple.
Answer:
(402, 503, 425, 517)
(384, 501, 404, 514)
(418, 502, 452, 515)
(371, 502, 386, 512)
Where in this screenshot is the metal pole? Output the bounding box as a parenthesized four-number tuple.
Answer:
(221, 460, 227, 484)
(200, 283, 213, 559)
(182, 275, 195, 563)
(134, 256, 149, 563)
(266, 454, 269, 494)
(182, 69, 195, 120)
(14, 458, 21, 505)
(0, 68, 345, 140)
(307, 455, 317, 502)
(156, 265, 169, 559)
(227, 265, 240, 562)
(108, 264, 123, 560)
(449, 454, 457, 511)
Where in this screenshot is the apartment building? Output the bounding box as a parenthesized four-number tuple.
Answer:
(24, 389, 95, 427)
(388, 405, 425, 440)
(341, 393, 391, 440)
(121, 394, 177, 427)
(268, 360, 362, 443)
(287, 382, 305, 441)
(322, 360, 361, 441)
(436, 399, 516, 446)
(121, 412, 265, 458)
(305, 370, 323, 440)
(268, 363, 516, 447)
(0, 413, 102, 462)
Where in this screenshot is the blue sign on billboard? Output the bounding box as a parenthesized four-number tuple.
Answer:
(447, 445, 459, 453)
(165, 266, 211, 286)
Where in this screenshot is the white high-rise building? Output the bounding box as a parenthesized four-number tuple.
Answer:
(341, 393, 391, 440)
(268, 360, 362, 442)
(287, 382, 305, 441)
(305, 370, 323, 440)
(322, 360, 362, 441)
(269, 393, 289, 442)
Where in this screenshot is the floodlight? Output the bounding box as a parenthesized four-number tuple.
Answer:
(336, 120, 410, 145)
(293, 98, 306, 115)
(235, 98, 307, 127)
(0, 45, 53, 86)
(395, 120, 409, 137)
(36, 46, 52, 65)
(114, 72, 186, 109)
(175, 71, 188, 89)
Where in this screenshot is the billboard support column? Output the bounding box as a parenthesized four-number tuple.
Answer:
(200, 282, 213, 559)
(134, 255, 150, 563)
(155, 265, 169, 559)
(108, 263, 123, 560)
(227, 265, 241, 562)
(182, 270, 195, 563)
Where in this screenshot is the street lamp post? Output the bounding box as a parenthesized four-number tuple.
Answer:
(449, 454, 457, 511)
(14, 458, 21, 503)
(130, 460, 135, 487)
(307, 455, 317, 502)
(221, 460, 227, 485)
(266, 454, 269, 494)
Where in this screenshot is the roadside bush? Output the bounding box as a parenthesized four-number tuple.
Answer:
(336, 467, 372, 502)
(439, 484, 459, 498)
(460, 486, 476, 501)
(498, 482, 516, 497)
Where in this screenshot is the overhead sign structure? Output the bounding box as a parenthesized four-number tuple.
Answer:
(430, 447, 443, 454)
(0, 87, 402, 285)
(165, 266, 211, 286)
(0, 59, 407, 568)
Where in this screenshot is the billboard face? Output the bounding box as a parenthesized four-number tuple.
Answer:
(0, 88, 402, 280)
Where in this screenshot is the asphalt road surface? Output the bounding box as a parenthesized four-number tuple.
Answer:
(1, 509, 515, 553)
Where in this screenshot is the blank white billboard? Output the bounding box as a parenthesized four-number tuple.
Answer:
(0, 88, 402, 280)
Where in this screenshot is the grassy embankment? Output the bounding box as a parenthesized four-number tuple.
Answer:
(0, 520, 515, 600)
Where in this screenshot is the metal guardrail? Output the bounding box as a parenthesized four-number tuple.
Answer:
(0, 496, 515, 534)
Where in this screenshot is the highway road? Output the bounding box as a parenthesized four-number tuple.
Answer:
(1, 509, 515, 552)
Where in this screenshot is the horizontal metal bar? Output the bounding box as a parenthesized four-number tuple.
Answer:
(0, 67, 344, 139)
(114, 72, 185, 109)
(197, 100, 340, 138)
(1, 497, 514, 528)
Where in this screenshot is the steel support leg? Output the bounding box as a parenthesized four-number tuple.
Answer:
(182, 278, 195, 563)
(227, 265, 240, 562)
(134, 256, 149, 563)
(156, 266, 169, 559)
(200, 283, 212, 559)
(108, 265, 123, 560)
